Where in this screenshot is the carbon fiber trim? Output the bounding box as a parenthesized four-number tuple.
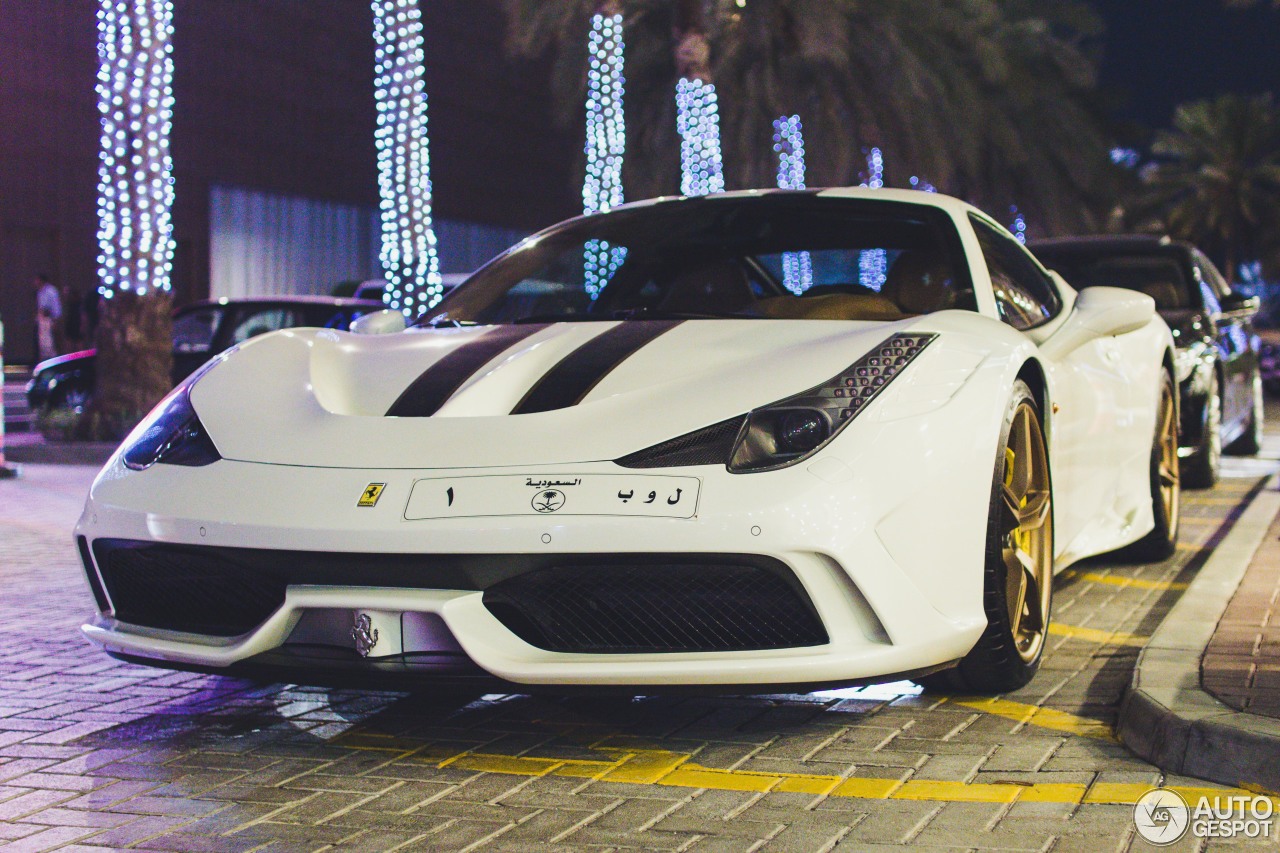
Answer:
(615, 416, 746, 468)
(512, 320, 683, 414)
(386, 324, 548, 417)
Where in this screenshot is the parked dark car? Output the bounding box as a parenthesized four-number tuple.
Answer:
(27, 296, 384, 412)
(1032, 236, 1262, 488)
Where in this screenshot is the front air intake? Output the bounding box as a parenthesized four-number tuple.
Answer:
(482, 560, 828, 653)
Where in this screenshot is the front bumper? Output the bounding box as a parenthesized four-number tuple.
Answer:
(77, 438, 990, 688)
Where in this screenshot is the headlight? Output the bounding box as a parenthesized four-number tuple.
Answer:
(728, 333, 936, 472)
(617, 333, 936, 472)
(122, 388, 221, 470)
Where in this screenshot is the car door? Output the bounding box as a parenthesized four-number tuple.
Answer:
(1195, 252, 1252, 432)
(970, 216, 1132, 557)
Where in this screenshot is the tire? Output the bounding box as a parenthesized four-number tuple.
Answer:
(1181, 371, 1221, 489)
(1225, 369, 1264, 456)
(1127, 371, 1180, 562)
(922, 380, 1052, 695)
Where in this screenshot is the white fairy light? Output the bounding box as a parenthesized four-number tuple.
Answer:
(372, 0, 443, 316)
(584, 11, 627, 300)
(860, 148, 887, 289)
(773, 115, 812, 294)
(1011, 206, 1028, 244)
(676, 77, 725, 196)
(909, 175, 937, 193)
(95, 0, 176, 298)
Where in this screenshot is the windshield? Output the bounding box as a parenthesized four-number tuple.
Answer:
(420, 196, 972, 326)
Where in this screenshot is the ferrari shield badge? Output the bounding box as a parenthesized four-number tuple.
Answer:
(358, 483, 386, 508)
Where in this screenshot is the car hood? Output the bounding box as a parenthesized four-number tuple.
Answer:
(191, 317, 970, 469)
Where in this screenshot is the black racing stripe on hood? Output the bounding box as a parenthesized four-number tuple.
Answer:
(386, 324, 549, 417)
(512, 320, 684, 415)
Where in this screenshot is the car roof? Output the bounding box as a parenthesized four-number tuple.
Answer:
(183, 296, 385, 310)
(556, 186, 988, 227)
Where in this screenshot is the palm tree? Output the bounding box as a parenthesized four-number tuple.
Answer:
(1128, 94, 1280, 282)
(88, 0, 177, 440)
(503, 0, 1117, 234)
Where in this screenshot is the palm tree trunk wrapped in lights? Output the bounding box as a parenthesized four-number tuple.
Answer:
(583, 1, 628, 299)
(674, 0, 724, 196)
(372, 0, 444, 316)
(87, 0, 177, 440)
(773, 115, 811, 293)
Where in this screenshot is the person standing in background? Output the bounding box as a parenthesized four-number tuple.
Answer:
(33, 273, 62, 362)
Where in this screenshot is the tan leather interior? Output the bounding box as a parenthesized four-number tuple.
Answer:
(756, 293, 906, 321)
(882, 252, 958, 314)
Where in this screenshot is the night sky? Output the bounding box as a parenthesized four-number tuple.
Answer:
(1091, 0, 1280, 130)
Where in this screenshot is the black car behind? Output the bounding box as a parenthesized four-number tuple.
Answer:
(1032, 236, 1262, 488)
(27, 296, 384, 413)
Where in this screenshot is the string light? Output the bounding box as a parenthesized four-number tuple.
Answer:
(95, 0, 177, 298)
(773, 115, 812, 294)
(859, 148, 887, 289)
(583, 11, 627, 300)
(1011, 206, 1028, 244)
(908, 175, 937, 193)
(676, 77, 725, 196)
(372, 0, 443, 316)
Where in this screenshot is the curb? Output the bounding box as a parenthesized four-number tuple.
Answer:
(1117, 475, 1280, 791)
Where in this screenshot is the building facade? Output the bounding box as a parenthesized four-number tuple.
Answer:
(0, 0, 577, 364)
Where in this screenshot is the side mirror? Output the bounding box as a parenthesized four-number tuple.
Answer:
(349, 309, 407, 336)
(1217, 293, 1260, 323)
(1042, 286, 1156, 358)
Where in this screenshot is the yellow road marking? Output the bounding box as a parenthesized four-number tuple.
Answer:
(1048, 622, 1149, 647)
(332, 730, 1272, 806)
(950, 697, 1115, 739)
(1059, 569, 1189, 591)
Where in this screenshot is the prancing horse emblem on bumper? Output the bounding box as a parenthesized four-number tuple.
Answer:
(351, 613, 379, 657)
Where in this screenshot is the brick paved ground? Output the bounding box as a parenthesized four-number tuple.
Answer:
(1202, 506, 1280, 719)
(2, 461, 1278, 851)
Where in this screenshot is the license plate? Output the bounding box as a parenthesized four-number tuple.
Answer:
(404, 474, 701, 520)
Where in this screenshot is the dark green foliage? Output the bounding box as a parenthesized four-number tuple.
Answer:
(503, 0, 1120, 236)
(1127, 94, 1280, 281)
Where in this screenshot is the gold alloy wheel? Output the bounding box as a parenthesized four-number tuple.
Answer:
(1001, 402, 1053, 664)
(1157, 382, 1180, 536)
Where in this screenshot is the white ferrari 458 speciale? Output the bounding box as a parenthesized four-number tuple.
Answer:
(77, 189, 1179, 695)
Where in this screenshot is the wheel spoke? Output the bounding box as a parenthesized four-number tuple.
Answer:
(1011, 489, 1050, 529)
(1006, 547, 1028, 630)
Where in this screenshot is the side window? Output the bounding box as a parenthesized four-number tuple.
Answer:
(230, 308, 298, 344)
(172, 308, 221, 354)
(970, 216, 1062, 330)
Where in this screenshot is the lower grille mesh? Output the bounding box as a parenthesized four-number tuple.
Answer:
(97, 543, 287, 636)
(482, 563, 827, 653)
